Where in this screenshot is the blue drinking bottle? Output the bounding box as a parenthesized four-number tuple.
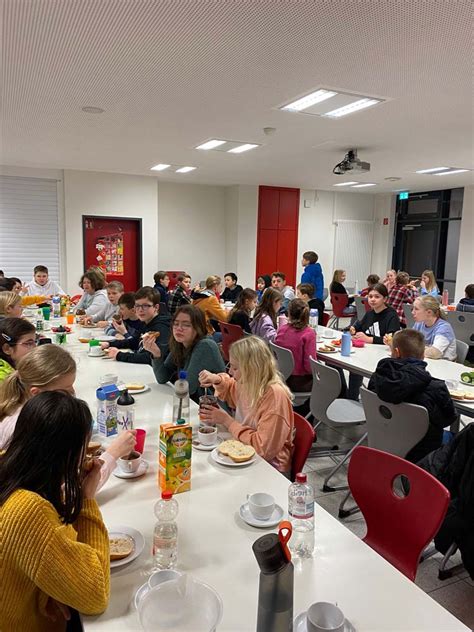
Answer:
(341, 331, 352, 356)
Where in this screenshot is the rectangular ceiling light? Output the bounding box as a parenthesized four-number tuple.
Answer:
(150, 163, 170, 171)
(333, 181, 358, 186)
(415, 167, 450, 174)
(227, 143, 259, 154)
(435, 169, 469, 176)
(282, 89, 337, 112)
(175, 166, 196, 173)
(196, 139, 226, 150)
(351, 183, 377, 188)
(323, 98, 381, 118)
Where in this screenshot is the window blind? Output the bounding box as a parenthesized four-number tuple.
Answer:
(333, 219, 374, 289)
(0, 175, 61, 283)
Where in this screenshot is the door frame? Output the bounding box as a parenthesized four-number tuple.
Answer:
(82, 215, 143, 288)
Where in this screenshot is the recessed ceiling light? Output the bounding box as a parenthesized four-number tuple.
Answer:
(282, 89, 337, 112)
(323, 98, 381, 118)
(175, 166, 196, 173)
(351, 183, 377, 188)
(333, 182, 358, 186)
(196, 139, 226, 150)
(435, 169, 469, 176)
(81, 106, 105, 114)
(384, 177, 401, 182)
(150, 164, 171, 171)
(227, 144, 259, 154)
(415, 167, 450, 174)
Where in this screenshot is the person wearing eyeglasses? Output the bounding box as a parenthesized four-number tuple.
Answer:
(101, 286, 170, 364)
(143, 304, 225, 401)
(0, 318, 36, 382)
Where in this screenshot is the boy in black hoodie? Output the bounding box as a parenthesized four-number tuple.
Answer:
(368, 329, 458, 463)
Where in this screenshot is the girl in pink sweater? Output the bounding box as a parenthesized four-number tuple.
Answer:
(275, 298, 316, 393)
(199, 336, 294, 474)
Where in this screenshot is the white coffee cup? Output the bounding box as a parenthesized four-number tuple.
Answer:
(307, 602, 345, 632)
(89, 345, 103, 357)
(147, 569, 182, 590)
(247, 492, 275, 520)
(118, 450, 142, 473)
(198, 425, 218, 446)
(324, 328, 336, 339)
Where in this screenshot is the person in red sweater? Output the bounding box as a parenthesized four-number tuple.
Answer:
(274, 298, 316, 392)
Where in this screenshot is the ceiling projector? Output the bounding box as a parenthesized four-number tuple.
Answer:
(333, 149, 370, 175)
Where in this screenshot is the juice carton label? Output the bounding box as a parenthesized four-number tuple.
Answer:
(159, 423, 192, 494)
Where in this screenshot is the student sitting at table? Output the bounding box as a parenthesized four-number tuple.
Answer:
(456, 283, 474, 313)
(301, 251, 324, 301)
(153, 270, 170, 305)
(168, 273, 192, 315)
(0, 345, 136, 481)
(74, 269, 109, 321)
(221, 272, 243, 303)
(360, 274, 380, 298)
(192, 276, 228, 335)
(104, 291, 145, 338)
(0, 391, 110, 631)
(412, 295, 457, 361)
(83, 280, 123, 326)
(387, 271, 417, 326)
(23, 264, 65, 297)
(275, 298, 316, 393)
(368, 329, 457, 463)
(271, 272, 295, 312)
(256, 275, 271, 302)
(419, 269, 439, 297)
(296, 283, 325, 326)
(102, 287, 170, 364)
(228, 288, 258, 333)
(0, 291, 24, 320)
(143, 304, 225, 401)
(329, 269, 356, 315)
(0, 318, 36, 382)
(199, 336, 294, 475)
(250, 288, 282, 343)
(382, 269, 397, 292)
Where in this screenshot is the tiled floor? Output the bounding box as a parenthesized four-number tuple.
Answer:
(303, 422, 474, 630)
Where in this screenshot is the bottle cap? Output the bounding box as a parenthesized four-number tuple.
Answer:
(296, 472, 307, 483)
(161, 490, 173, 500)
(118, 389, 135, 406)
(252, 533, 288, 574)
(178, 370, 188, 380)
(176, 418, 186, 425)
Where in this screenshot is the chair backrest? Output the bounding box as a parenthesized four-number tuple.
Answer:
(166, 271, 186, 292)
(446, 311, 474, 346)
(360, 387, 430, 458)
(354, 296, 366, 321)
(321, 312, 330, 327)
(70, 294, 82, 304)
(218, 321, 244, 362)
(159, 302, 169, 316)
(291, 413, 316, 482)
(456, 339, 469, 364)
(322, 287, 329, 301)
(309, 357, 341, 425)
(269, 341, 294, 380)
(348, 446, 450, 581)
(403, 303, 415, 328)
(330, 292, 349, 317)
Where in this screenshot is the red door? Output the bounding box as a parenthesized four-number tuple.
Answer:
(83, 217, 142, 292)
(256, 186, 299, 288)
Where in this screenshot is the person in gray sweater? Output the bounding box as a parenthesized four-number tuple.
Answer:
(143, 304, 225, 401)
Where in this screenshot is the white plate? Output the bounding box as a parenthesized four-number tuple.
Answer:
(294, 611, 355, 632)
(108, 525, 145, 568)
(239, 502, 284, 528)
(120, 385, 151, 395)
(210, 447, 256, 467)
(113, 460, 149, 479)
(88, 351, 106, 358)
(95, 335, 117, 342)
(192, 437, 221, 451)
(321, 334, 337, 340)
(318, 348, 338, 354)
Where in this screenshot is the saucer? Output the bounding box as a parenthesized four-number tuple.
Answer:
(193, 438, 221, 451)
(239, 502, 284, 528)
(113, 460, 149, 479)
(294, 612, 355, 632)
(88, 351, 105, 358)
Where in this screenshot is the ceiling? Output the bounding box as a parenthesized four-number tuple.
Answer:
(1, 0, 473, 193)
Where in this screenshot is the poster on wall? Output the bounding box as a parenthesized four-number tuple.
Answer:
(94, 233, 124, 276)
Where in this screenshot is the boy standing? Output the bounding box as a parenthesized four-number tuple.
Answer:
(271, 272, 295, 312)
(153, 271, 170, 305)
(24, 265, 64, 297)
(168, 273, 192, 315)
(221, 273, 243, 303)
(368, 329, 457, 463)
(300, 251, 324, 300)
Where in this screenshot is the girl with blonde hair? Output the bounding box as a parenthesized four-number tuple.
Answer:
(0, 291, 23, 319)
(0, 345, 136, 483)
(412, 295, 456, 360)
(199, 336, 294, 474)
(420, 270, 439, 297)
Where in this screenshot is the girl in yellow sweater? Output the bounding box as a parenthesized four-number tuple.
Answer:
(0, 391, 110, 632)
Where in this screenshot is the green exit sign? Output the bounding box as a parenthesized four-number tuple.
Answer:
(399, 191, 409, 200)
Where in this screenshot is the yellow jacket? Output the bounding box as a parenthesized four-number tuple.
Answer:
(193, 294, 228, 334)
(21, 295, 48, 306)
(0, 490, 110, 632)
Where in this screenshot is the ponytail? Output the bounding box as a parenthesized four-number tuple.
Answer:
(0, 372, 28, 419)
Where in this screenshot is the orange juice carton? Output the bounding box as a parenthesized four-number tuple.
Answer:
(159, 421, 192, 494)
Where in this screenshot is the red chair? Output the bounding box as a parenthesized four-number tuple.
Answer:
(348, 446, 450, 581)
(166, 271, 186, 292)
(291, 413, 316, 482)
(328, 292, 350, 329)
(363, 297, 371, 312)
(70, 294, 82, 304)
(321, 312, 330, 327)
(218, 321, 244, 362)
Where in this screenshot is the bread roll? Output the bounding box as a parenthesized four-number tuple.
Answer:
(109, 536, 134, 560)
(218, 439, 255, 463)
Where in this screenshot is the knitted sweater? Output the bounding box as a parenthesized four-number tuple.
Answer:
(0, 491, 110, 632)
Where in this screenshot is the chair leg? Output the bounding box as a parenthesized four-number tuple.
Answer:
(322, 432, 368, 492)
(338, 490, 360, 519)
(438, 542, 460, 580)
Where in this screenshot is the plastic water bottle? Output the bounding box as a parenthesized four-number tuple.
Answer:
(288, 473, 314, 558)
(442, 289, 449, 307)
(117, 389, 135, 431)
(36, 309, 44, 332)
(52, 295, 61, 318)
(341, 331, 352, 357)
(172, 370, 190, 423)
(354, 279, 359, 295)
(153, 491, 178, 569)
(309, 308, 318, 329)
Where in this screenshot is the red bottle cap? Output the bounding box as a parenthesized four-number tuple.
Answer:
(296, 473, 307, 483)
(161, 490, 173, 500)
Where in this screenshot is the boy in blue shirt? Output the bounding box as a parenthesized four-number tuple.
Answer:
(301, 251, 324, 300)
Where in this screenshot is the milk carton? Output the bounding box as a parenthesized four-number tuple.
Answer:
(159, 421, 192, 494)
(96, 384, 120, 437)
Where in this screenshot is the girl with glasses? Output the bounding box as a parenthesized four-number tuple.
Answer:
(0, 318, 36, 382)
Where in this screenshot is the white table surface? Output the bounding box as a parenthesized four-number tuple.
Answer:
(59, 324, 469, 632)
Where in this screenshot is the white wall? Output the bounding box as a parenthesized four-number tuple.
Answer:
(63, 170, 158, 293)
(371, 193, 397, 277)
(455, 185, 474, 298)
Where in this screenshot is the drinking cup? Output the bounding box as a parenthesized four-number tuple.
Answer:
(199, 395, 218, 422)
(307, 602, 345, 632)
(198, 425, 218, 446)
(247, 492, 275, 520)
(89, 345, 103, 356)
(42, 306, 51, 321)
(324, 328, 335, 339)
(66, 313, 75, 325)
(134, 428, 146, 454)
(118, 450, 142, 473)
(147, 569, 182, 590)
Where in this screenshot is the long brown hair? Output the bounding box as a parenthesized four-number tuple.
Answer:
(252, 288, 282, 328)
(288, 298, 309, 330)
(229, 288, 258, 320)
(422, 270, 437, 292)
(0, 318, 36, 367)
(169, 305, 207, 368)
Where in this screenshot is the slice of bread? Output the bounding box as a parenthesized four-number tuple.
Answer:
(109, 535, 134, 560)
(449, 390, 465, 401)
(463, 392, 474, 401)
(218, 439, 255, 463)
(125, 383, 145, 391)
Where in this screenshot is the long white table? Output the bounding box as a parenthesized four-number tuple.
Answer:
(62, 326, 469, 632)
